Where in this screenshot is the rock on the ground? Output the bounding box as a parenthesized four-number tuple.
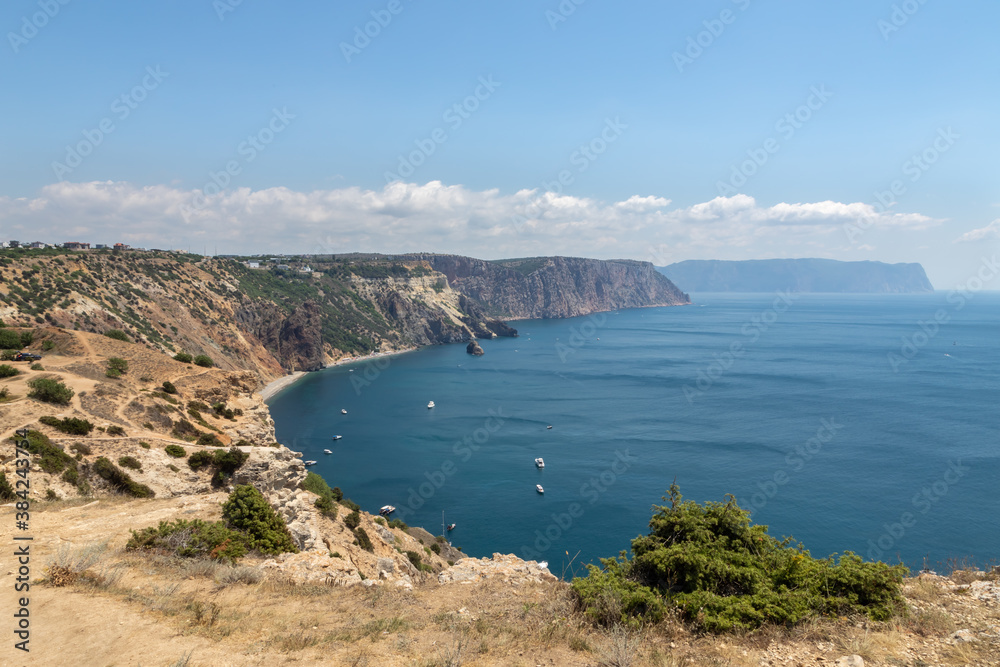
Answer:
(438, 553, 557, 585)
(466, 340, 484, 356)
(834, 656, 864, 667)
(259, 550, 363, 586)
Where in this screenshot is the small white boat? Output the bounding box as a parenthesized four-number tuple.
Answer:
(536, 484, 544, 494)
(332, 435, 342, 440)
(341, 409, 347, 414)
(546, 425, 553, 429)
(535, 457, 545, 468)
(380, 505, 396, 516)
(427, 401, 435, 409)
(304, 460, 318, 466)
(323, 449, 332, 454)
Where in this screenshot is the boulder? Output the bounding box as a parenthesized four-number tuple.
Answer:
(466, 340, 485, 356)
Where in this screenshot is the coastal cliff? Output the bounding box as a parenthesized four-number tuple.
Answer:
(0, 250, 686, 385)
(413, 254, 691, 319)
(658, 258, 935, 293)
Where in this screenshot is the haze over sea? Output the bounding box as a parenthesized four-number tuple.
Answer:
(269, 293, 1000, 576)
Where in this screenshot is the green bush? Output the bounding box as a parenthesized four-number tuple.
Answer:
(197, 433, 222, 447)
(39, 415, 94, 435)
(344, 510, 361, 530)
(388, 518, 408, 530)
(302, 471, 339, 519)
(331, 486, 343, 502)
(193, 354, 214, 368)
(70, 442, 92, 455)
(126, 519, 248, 563)
(118, 455, 142, 471)
(20, 331, 33, 347)
(405, 550, 423, 568)
(571, 484, 908, 632)
(187, 450, 215, 471)
(30, 363, 43, 371)
(162, 381, 178, 395)
(0, 472, 15, 500)
(18, 430, 75, 475)
(27, 377, 74, 405)
(104, 329, 130, 342)
(106, 425, 126, 436)
(0, 364, 19, 378)
(92, 457, 154, 498)
(173, 352, 193, 363)
(0, 329, 22, 349)
(107, 357, 128, 375)
(430, 542, 441, 554)
(354, 527, 374, 553)
(221, 485, 298, 555)
(164, 444, 186, 458)
(41, 340, 54, 351)
(341, 498, 360, 512)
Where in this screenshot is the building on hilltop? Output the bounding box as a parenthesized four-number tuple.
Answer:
(63, 241, 91, 250)
(113, 243, 132, 251)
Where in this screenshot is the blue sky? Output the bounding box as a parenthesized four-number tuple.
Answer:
(1, 0, 997, 287)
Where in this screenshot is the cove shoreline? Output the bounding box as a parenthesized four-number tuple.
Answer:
(260, 347, 419, 401)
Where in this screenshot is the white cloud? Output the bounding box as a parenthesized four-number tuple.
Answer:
(954, 219, 1000, 243)
(0, 181, 939, 262)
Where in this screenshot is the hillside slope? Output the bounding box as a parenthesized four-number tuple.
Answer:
(658, 258, 934, 293)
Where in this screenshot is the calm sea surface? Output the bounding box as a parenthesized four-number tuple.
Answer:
(268, 293, 1000, 576)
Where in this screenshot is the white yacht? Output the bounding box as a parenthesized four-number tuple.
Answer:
(380, 505, 396, 516)
(341, 409, 347, 414)
(536, 484, 544, 494)
(323, 449, 332, 454)
(304, 460, 317, 466)
(427, 401, 435, 409)
(535, 457, 545, 468)
(332, 435, 342, 440)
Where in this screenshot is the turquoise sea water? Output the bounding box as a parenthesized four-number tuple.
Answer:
(268, 293, 1000, 576)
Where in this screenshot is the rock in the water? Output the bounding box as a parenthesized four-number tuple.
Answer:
(466, 340, 484, 356)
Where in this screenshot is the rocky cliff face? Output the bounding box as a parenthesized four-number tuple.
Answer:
(416, 255, 690, 319)
(658, 258, 935, 293)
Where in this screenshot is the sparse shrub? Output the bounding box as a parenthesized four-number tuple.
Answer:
(27, 377, 74, 405)
(0, 387, 10, 401)
(39, 415, 93, 435)
(430, 542, 441, 554)
(46, 489, 58, 500)
(165, 444, 186, 458)
(221, 485, 298, 555)
(118, 456, 142, 471)
(41, 340, 54, 351)
(374, 516, 386, 526)
(70, 442, 92, 455)
(341, 498, 360, 512)
(20, 331, 33, 347)
(106, 357, 128, 377)
(167, 464, 180, 472)
(139, 441, 150, 449)
(193, 354, 214, 368)
(30, 363, 43, 371)
(0, 472, 15, 500)
(388, 518, 408, 530)
(126, 519, 247, 563)
(571, 483, 907, 632)
(187, 450, 214, 471)
(173, 352, 193, 363)
(344, 510, 361, 530)
(162, 381, 178, 395)
(18, 429, 75, 475)
(171, 418, 200, 441)
(92, 457, 154, 498)
(62, 468, 79, 485)
(331, 486, 343, 502)
(104, 329, 129, 342)
(302, 471, 338, 519)
(106, 425, 126, 436)
(197, 433, 222, 447)
(405, 551, 423, 568)
(0, 364, 19, 378)
(355, 527, 374, 553)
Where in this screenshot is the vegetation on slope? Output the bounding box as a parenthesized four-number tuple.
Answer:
(572, 484, 908, 632)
